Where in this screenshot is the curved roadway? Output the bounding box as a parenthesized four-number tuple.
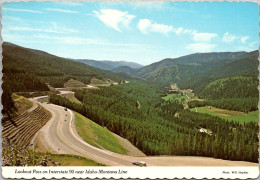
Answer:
(31, 95, 258, 166)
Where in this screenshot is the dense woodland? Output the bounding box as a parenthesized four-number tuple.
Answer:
(188, 98, 258, 113)
(188, 76, 259, 113)
(2, 42, 130, 115)
(137, 51, 258, 89)
(198, 76, 258, 99)
(2, 66, 49, 116)
(50, 82, 258, 162)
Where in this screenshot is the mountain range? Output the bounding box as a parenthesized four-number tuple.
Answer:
(2, 42, 135, 88)
(133, 51, 258, 89)
(3, 42, 258, 92)
(71, 59, 144, 71)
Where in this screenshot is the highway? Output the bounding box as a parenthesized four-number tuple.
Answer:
(31, 95, 258, 166)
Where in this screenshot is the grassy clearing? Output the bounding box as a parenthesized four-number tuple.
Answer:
(62, 93, 82, 104)
(64, 79, 85, 88)
(191, 106, 259, 123)
(91, 78, 109, 85)
(12, 93, 33, 113)
(49, 154, 105, 166)
(74, 111, 128, 154)
(162, 93, 187, 101)
(37, 97, 49, 103)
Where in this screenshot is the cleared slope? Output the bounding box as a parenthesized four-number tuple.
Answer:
(11, 93, 33, 114)
(49, 154, 105, 166)
(2, 101, 51, 147)
(74, 111, 145, 156)
(57, 92, 145, 156)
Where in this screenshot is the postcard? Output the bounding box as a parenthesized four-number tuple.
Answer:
(1, 0, 259, 179)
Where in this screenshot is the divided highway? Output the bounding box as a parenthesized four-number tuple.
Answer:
(31, 95, 258, 166)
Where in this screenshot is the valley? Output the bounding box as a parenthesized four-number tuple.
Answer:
(2, 42, 259, 166)
(30, 93, 258, 166)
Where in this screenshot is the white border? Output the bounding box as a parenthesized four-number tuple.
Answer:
(1, 0, 259, 179)
(2, 166, 260, 179)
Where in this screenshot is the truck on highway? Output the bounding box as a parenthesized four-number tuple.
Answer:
(132, 161, 146, 167)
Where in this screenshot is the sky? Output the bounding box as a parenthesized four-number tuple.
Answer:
(2, 1, 259, 65)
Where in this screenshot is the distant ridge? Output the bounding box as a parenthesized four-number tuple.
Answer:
(72, 59, 144, 71)
(111, 66, 137, 76)
(2, 42, 135, 89)
(134, 50, 258, 89)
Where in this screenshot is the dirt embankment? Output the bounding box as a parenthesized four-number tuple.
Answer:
(2, 102, 51, 147)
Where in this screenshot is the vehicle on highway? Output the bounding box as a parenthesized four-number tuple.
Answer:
(132, 161, 146, 167)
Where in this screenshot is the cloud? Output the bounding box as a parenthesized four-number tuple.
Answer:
(132, 1, 172, 10)
(173, 27, 217, 42)
(2, 16, 23, 22)
(2, 32, 25, 42)
(33, 34, 105, 45)
(249, 41, 258, 47)
(137, 19, 173, 35)
(173, 27, 183, 35)
(222, 32, 237, 43)
(93, 9, 135, 32)
(45, 8, 78, 14)
(192, 32, 218, 42)
(58, 2, 84, 6)
(240, 36, 249, 44)
(6, 23, 78, 34)
(3, 7, 42, 13)
(32, 34, 145, 48)
(186, 43, 217, 52)
(222, 32, 251, 44)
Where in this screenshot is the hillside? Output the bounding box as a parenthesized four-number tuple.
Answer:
(2, 99, 51, 147)
(64, 79, 86, 88)
(2, 42, 135, 118)
(73, 59, 114, 71)
(199, 76, 258, 99)
(103, 60, 143, 69)
(74, 111, 145, 156)
(111, 66, 138, 76)
(73, 59, 143, 71)
(136, 51, 249, 77)
(3, 42, 134, 88)
(50, 81, 259, 163)
(183, 51, 258, 90)
(135, 50, 258, 88)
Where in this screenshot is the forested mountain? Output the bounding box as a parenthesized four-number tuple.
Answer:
(188, 76, 258, 113)
(136, 51, 248, 76)
(50, 82, 258, 162)
(72, 59, 114, 71)
(73, 59, 143, 71)
(135, 51, 258, 88)
(111, 66, 138, 76)
(2, 42, 134, 88)
(103, 60, 143, 69)
(199, 76, 258, 99)
(182, 52, 258, 90)
(2, 42, 134, 116)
